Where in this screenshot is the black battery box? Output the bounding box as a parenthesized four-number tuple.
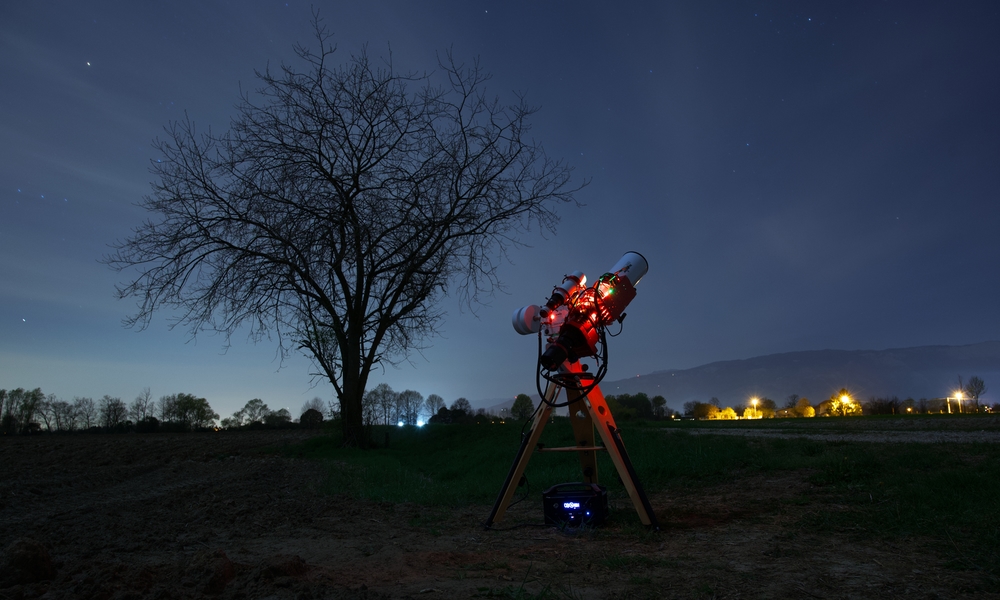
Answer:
(542, 482, 608, 527)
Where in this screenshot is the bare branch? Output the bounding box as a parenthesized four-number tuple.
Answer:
(104, 15, 582, 446)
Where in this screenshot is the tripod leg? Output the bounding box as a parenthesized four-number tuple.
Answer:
(605, 424, 660, 530)
(585, 385, 660, 529)
(565, 388, 599, 484)
(485, 382, 557, 528)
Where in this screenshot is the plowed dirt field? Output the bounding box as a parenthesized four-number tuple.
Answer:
(1, 429, 994, 599)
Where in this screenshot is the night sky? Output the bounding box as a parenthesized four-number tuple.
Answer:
(3, 2, 998, 420)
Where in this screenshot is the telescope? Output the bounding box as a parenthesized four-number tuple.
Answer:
(487, 250, 659, 530)
(512, 251, 648, 376)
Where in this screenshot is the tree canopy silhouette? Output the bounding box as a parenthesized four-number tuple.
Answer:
(105, 19, 579, 446)
(965, 376, 987, 411)
(510, 393, 534, 420)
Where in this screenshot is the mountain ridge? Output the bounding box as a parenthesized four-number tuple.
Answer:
(479, 341, 1000, 413)
(601, 341, 1000, 410)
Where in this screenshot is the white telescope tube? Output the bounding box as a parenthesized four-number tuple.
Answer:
(608, 251, 648, 287)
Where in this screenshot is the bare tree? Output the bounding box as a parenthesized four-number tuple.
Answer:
(396, 390, 424, 425)
(51, 399, 77, 431)
(130, 387, 155, 423)
(157, 394, 177, 422)
(965, 376, 987, 412)
(99, 395, 129, 430)
(365, 383, 397, 426)
(36, 394, 58, 432)
(74, 397, 97, 429)
(424, 394, 445, 419)
(104, 20, 579, 447)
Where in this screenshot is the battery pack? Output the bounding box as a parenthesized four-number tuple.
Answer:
(542, 482, 608, 527)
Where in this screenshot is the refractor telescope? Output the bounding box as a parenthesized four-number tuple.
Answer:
(512, 251, 648, 377)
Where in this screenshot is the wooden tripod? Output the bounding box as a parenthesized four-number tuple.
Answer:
(485, 363, 659, 529)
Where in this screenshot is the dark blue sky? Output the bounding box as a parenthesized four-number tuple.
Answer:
(2, 1, 998, 419)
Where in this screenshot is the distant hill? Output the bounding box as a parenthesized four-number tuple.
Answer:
(475, 342, 1000, 414)
(599, 341, 1000, 411)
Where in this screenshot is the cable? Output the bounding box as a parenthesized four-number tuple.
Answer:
(534, 287, 613, 406)
(521, 399, 544, 438)
(481, 473, 553, 531)
(506, 473, 532, 510)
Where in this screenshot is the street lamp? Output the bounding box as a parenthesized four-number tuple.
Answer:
(751, 397, 759, 419)
(945, 391, 964, 414)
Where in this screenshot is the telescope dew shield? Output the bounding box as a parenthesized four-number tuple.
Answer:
(594, 250, 647, 326)
(609, 251, 648, 287)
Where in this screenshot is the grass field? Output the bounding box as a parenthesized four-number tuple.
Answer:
(292, 415, 1000, 590)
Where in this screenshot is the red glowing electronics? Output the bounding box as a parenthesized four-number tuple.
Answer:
(512, 252, 648, 370)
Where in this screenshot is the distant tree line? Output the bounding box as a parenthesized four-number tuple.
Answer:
(1, 382, 501, 436)
(603, 393, 672, 420)
(677, 375, 995, 419)
(331, 383, 445, 427)
(683, 397, 762, 420)
(220, 398, 296, 430)
(8, 374, 989, 435)
(0, 387, 219, 434)
(217, 386, 475, 431)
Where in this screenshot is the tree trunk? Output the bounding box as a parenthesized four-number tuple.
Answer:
(338, 361, 369, 448)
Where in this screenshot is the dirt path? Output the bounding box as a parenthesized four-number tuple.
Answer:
(1, 431, 994, 599)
